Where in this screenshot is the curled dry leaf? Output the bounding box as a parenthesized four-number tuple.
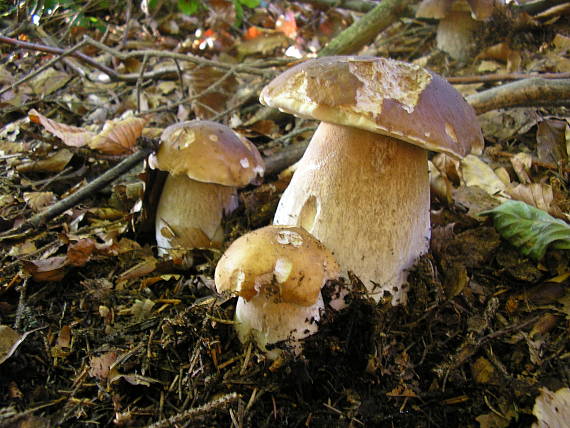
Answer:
(23, 192, 57, 212)
(29, 109, 147, 155)
(29, 109, 94, 148)
(22, 256, 68, 282)
(532, 387, 570, 428)
(88, 117, 147, 155)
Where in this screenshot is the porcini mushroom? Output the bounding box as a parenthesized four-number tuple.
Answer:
(153, 120, 264, 254)
(215, 225, 339, 358)
(260, 56, 483, 304)
(416, 0, 496, 61)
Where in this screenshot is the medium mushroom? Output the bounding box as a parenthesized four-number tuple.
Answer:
(260, 56, 483, 305)
(215, 225, 339, 358)
(152, 120, 264, 255)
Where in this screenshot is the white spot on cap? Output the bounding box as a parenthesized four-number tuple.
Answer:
(276, 230, 303, 247)
(240, 158, 250, 168)
(209, 134, 219, 142)
(254, 165, 264, 177)
(274, 258, 293, 283)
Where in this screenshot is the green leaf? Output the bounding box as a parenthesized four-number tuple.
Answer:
(177, 0, 203, 15)
(480, 200, 570, 260)
(233, 0, 244, 26)
(238, 0, 260, 7)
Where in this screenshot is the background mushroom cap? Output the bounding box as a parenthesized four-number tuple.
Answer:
(215, 225, 340, 306)
(260, 56, 483, 158)
(156, 120, 265, 187)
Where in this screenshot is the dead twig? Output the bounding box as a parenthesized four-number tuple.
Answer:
(318, 0, 413, 56)
(448, 71, 570, 84)
(145, 392, 240, 428)
(467, 78, 570, 113)
(0, 146, 153, 241)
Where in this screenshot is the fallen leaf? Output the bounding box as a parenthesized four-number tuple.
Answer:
(28, 68, 72, 96)
(460, 155, 507, 199)
(23, 192, 57, 212)
(29, 109, 94, 148)
(89, 351, 119, 381)
(88, 116, 147, 155)
(481, 200, 570, 260)
(16, 149, 74, 174)
(510, 152, 532, 184)
(22, 256, 68, 282)
(536, 119, 568, 165)
(67, 238, 96, 267)
(0, 325, 25, 365)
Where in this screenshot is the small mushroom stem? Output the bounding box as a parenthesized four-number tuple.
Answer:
(273, 122, 430, 304)
(155, 174, 238, 255)
(235, 293, 324, 358)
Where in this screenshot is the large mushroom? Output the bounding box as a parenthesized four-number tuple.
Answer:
(215, 225, 340, 358)
(152, 120, 264, 255)
(260, 56, 483, 305)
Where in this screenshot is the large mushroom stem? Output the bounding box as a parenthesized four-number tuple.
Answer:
(155, 174, 238, 255)
(273, 122, 430, 305)
(235, 292, 324, 358)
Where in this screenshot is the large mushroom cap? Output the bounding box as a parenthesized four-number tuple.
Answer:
(156, 120, 265, 186)
(215, 225, 340, 306)
(260, 56, 483, 158)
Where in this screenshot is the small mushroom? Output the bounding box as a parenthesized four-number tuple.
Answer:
(152, 121, 264, 255)
(416, 0, 496, 61)
(260, 56, 483, 305)
(215, 225, 339, 358)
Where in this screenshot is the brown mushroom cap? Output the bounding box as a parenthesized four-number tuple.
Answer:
(215, 225, 340, 306)
(259, 56, 483, 158)
(156, 120, 265, 187)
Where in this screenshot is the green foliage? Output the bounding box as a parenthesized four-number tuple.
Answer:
(177, 0, 204, 16)
(20, 0, 108, 31)
(481, 200, 570, 260)
(173, 0, 260, 25)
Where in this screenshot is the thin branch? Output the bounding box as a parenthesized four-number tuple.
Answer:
(447, 71, 570, 84)
(0, 146, 154, 241)
(466, 78, 570, 113)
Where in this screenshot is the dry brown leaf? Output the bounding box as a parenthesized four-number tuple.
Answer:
(536, 119, 568, 165)
(0, 325, 24, 365)
(532, 387, 570, 428)
(510, 152, 533, 184)
(477, 42, 521, 72)
(28, 68, 72, 96)
(460, 155, 507, 199)
(22, 256, 68, 282)
(88, 116, 147, 155)
(29, 109, 94, 148)
(471, 356, 498, 384)
(16, 149, 74, 174)
(89, 351, 119, 381)
(23, 192, 56, 212)
(188, 66, 238, 119)
(506, 183, 557, 215)
(67, 238, 97, 267)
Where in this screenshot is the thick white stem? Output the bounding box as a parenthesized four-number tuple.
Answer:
(235, 293, 324, 358)
(155, 174, 238, 255)
(273, 122, 430, 305)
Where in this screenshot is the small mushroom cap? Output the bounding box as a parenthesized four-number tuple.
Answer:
(155, 120, 265, 187)
(259, 56, 483, 158)
(215, 225, 340, 306)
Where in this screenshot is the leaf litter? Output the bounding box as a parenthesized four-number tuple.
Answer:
(0, 1, 569, 427)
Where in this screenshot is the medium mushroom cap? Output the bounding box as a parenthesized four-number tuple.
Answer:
(215, 225, 340, 306)
(260, 56, 483, 158)
(155, 120, 265, 186)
